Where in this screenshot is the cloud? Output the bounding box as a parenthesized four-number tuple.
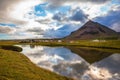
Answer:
(52, 7, 87, 23)
(45, 0, 110, 8)
(27, 27, 45, 35)
(111, 22, 120, 32)
(35, 12, 53, 24)
(52, 12, 65, 21)
(0, 26, 15, 34)
(94, 6, 120, 32)
(70, 8, 88, 22)
(0, 0, 41, 25)
(0, 0, 25, 24)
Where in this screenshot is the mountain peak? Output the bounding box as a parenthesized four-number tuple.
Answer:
(86, 20, 95, 23)
(84, 20, 98, 26)
(64, 21, 118, 40)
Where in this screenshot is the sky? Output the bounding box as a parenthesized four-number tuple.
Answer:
(0, 0, 120, 39)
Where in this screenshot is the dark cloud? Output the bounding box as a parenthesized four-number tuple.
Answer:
(0, 26, 15, 34)
(52, 12, 65, 21)
(52, 7, 87, 23)
(27, 27, 45, 35)
(70, 8, 88, 22)
(94, 9, 120, 32)
(35, 19, 51, 24)
(45, 0, 110, 8)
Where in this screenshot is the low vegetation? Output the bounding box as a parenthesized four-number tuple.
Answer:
(0, 40, 120, 51)
(0, 49, 72, 80)
(0, 45, 22, 52)
(32, 40, 120, 49)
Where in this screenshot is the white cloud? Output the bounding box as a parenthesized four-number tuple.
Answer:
(0, 0, 42, 24)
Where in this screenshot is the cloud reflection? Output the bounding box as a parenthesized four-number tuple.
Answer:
(17, 45, 120, 80)
(83, 54, 120, 80)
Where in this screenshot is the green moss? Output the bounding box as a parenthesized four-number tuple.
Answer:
(0, 49, 72, 80)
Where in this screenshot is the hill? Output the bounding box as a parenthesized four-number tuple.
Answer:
(64, 20, 119, 40)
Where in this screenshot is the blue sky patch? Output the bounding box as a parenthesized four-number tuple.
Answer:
(34, 4, 47, 16)
(0, 23, 16, 27)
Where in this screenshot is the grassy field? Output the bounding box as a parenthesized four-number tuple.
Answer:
(0, 40, 120, 52)
(0, 40, 120, 49)
(32, 40, 120, 50)
(0, 49, 72, 80)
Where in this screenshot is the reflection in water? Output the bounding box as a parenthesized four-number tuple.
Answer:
(17, 45, 120, 80)
(83, 54, 120, 80)
(67, 47, 113, 64)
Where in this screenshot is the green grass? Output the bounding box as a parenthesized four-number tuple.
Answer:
(0, 40, 120, 49)
(0, 45, 22, 52)
(30, 40, 120, 49)
(0, 49, 73, 80)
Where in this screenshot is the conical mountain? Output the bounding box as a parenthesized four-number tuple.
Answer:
(64, 20, 119, 40)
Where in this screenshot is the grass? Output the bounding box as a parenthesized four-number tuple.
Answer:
(30, 40, 120, 50)
(0, 49, 73, 80)
(0, 40, 120, 49)
(0, 45, 22, 52)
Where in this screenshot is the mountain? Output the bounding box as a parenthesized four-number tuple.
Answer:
(64, 20, 119, 40)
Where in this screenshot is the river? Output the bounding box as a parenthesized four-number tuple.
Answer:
(16, 45, 120, 80)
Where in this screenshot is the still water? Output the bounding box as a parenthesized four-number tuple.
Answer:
(17, 45, 120, 80)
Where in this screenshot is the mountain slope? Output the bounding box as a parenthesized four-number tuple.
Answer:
(64, 20, 119, 40)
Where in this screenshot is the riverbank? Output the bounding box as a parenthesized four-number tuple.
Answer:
(0, 40, 120, 48)
(0, 48, 72, 80)
(0, 40, 120, 52)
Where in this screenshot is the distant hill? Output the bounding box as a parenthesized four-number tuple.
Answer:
(64, 20, 119, 40)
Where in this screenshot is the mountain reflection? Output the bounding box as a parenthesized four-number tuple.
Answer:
(17, 45, 120, 80)
(67, 47, 113, 64)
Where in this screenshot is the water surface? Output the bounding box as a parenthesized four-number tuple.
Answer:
(17, 45, 120, 80)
